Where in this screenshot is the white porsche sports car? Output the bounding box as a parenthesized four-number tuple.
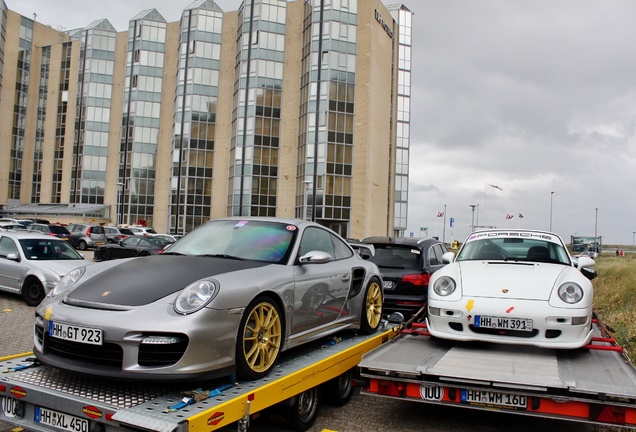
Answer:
(427, 229, 597, 349)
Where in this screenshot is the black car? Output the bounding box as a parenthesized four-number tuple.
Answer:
(361, 236, 449, 317)
(27, 223, 72, 242)
(95, 235, 173, 261)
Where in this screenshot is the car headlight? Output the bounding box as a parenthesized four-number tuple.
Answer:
(433, 276, 456, 296)
(51, 267, 86, 297)
(558, 282, 584, 304)
(174, 280, 218, 315)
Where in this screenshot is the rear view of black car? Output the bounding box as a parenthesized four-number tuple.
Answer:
(361, 236, 449, 318)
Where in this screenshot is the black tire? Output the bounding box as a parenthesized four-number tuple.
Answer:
(287, 387, 320, 431)
(77, 240, 88, 251)
(322, 367, 354, 406)
(236, 296, 283, 380)
(22, 277, 45, 306)
(99, 248, 111, 261)
(138, 251, 150, 257)
(359, 277, 383, 335)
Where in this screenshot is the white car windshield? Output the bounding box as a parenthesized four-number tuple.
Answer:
(457, 237, 571, 265)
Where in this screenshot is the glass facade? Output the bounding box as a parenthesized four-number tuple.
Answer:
(71, 20, 117, 206)
(230, 0, 286, 217)
(8, 16, 33, 200)
(32, 45, 50, 203)
(298, 0, 357, 238)
(170, 1, 223, 234)
(51, 42, 73, 204)
(120, 10, 167, 227)
(388, 5, 412, 235)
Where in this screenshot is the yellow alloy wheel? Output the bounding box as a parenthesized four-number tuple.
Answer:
(240, 299, 282, 377)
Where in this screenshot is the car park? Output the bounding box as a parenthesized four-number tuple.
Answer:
(65, 223, 107, 250)
(129, 226, 157, 237)
(0, 231, 93, 306)
(28, 223, 72, 242)
(426, 229, 597, 349)
(95, 235, 173, 261)
(33, 217, 384, 381)
(360, 236, 449, 317)
(103, 226, 135, 244)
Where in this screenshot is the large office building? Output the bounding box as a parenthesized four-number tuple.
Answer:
(0, 0, 412, 239)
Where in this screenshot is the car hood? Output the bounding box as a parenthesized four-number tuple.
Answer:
(66, 256, 268, 306)
(34, 260, 92, 276)
(458, 261, 566, 300)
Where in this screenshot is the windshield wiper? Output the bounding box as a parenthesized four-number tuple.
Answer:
(198, 254, 246, 260)
(162, 251, 186, 256)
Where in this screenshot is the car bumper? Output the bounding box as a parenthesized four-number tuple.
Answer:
(33, 300, 241, 380)
(426, 297, 593, 349)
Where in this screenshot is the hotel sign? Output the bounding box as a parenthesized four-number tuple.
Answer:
(375, 9, 394, 39)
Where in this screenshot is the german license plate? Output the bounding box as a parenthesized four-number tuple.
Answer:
(460, 389, 527, 410)
(474, 315, 533, 331)
(382, 280, 394, 290)
(35, 406, 89, 432)
(48, 321, 103, 345)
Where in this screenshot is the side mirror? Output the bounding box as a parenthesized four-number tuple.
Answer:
(441, 251, 455, 264)
(6, 253, 19, 262)
(299, 250, 332, 264)
(581, 266, 597, 281)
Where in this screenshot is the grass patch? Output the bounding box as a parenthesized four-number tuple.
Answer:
(593, 253, 636, 363)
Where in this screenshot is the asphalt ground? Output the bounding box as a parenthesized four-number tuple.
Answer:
(0, 250, 597, 432)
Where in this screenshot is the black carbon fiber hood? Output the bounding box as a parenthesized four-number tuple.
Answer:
(66, 255, 268, 306)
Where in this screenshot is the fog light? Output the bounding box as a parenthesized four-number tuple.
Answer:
(429, 306, 441, 316)
(571, 316, 588, 325)
(141, 336, 182, 345)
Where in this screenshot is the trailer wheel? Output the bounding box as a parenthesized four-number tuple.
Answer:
(322, 367, 354, 406)
(287, 386, 320, 431)
(236, 296, 283, 380)
(359, 277, 383, 334)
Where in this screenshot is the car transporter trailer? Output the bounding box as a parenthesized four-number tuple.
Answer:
(359, 310, 636, 429)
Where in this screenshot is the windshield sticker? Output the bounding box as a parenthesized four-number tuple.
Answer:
(234, 221, 248, 228)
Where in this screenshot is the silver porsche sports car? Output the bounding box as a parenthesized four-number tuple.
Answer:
(34, 218, 383, 381)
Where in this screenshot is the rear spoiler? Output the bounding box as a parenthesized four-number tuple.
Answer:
(348, 241, 375, 259)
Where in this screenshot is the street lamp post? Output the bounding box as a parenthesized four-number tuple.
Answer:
(550, 191, 554, 231)
(633, 231, 635, 247)
(442, 204, 447, 244)
(469, 204, 478, 232)
(116, 181, 125, 226)
(594, 208, 598, 253)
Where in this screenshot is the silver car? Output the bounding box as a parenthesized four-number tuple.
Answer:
(34, 217, 383, 381)
(0, 231, 93, 306)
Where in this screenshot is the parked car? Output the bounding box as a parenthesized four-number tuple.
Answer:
(426, 229, 597, 349)
(0, 218, 34, 227)
(0, 231, 93, 306)
(28, 223, 72, 242)
(360, 236, 449, 317)
(129, 226, 157, 237)
(34, 217, 383, 381)
(0, 222, 28, 231)
(65, 223, 107, 250)
(103, 226, 135, 244)
(95, 236, 173, 261)
(154, 234, 183, 243)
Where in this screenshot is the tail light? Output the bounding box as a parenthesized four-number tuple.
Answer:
(158, 249, 164, 254)
(401, 273, 431, 286)
(118, 235, 126, 239)
(86, 227, 92, 234)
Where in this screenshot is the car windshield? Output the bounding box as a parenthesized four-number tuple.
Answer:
(166, 220, 296, 263)
(457, 237, 570, 265)
(20, 238, 85, 260)
(366, 245, 420, 269)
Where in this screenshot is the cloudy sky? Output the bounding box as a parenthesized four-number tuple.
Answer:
(9, 0, 636, 245)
